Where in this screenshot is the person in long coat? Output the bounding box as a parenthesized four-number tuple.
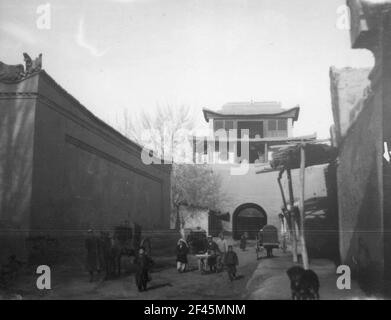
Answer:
(176, 239, 189, 273)
(85, 229, 100, 282)
(134, 247, 154, 291)
(224, 245, 239, 281)
(240, 233, 247, 251)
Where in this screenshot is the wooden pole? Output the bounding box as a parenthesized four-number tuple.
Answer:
(277, 169, 287, 210)
(286, 168, 298, 263)
(300, 144, 309, 270)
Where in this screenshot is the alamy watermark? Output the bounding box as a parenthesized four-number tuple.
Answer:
(139, 128, 252, 175)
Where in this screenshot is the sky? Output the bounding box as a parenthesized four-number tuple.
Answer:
(0, 0, 374, 138)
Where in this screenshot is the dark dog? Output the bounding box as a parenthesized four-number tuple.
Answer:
(299, 269, 320, 300)
(286, 266, 320, 300)
(287, 266, 305, 300)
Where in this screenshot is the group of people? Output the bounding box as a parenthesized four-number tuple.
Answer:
(176, 233, 240, 281)
(85, 229, 153, 292)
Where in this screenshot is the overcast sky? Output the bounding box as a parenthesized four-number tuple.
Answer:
(0, 0, 374, 138)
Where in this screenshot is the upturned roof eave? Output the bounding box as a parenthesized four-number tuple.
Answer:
(202, 106, 300, 123)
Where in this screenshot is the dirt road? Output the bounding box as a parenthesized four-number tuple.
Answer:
(4, 241, 260, 300)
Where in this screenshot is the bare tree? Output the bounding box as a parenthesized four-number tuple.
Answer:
(171, 163, 226, 230)
(117, 105, 225, 230)
(118, 104, 195, 163)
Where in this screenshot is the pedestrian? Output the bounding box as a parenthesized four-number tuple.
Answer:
(206, 235, 219, 271)
(216, 232, 228, 270)
(206, 235, 219, 252)
(85, 229, 100, 282)
(208, 249, 218, 272)
(240, 233, 247, 251)
(134, 247, 154, 292)
(265, 245, 274, 258)
(224, 245, 239, 281)
(176, 238, 189, 273)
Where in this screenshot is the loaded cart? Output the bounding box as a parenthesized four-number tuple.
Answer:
(256, 225, 279, 260)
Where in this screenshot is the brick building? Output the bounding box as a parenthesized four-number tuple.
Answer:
(193, 102, 331, 243)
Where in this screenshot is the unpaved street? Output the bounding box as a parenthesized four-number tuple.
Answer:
(5, 241, 260, 300)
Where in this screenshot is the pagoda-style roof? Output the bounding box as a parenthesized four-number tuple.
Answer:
(202, 102, 300, 123)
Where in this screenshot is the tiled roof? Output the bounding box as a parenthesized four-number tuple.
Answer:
(219, 101, 284, 115)
(202, 101, 300, 122)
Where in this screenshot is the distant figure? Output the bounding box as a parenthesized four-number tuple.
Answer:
(207, 249, 218, 273)
(216, 232, 228, 269)
(224, 245, 239, 281)
(240, 233, 247, 251)
(85, 229, 100, 282)
(176, 239, 189, 273)
(206, 235, 219, 271)
(134, 247, 154, 292)
(206, 235, 219, 252)
(265, 245, 274, 258)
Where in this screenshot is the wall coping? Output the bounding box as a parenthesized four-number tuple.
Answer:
(0, 70, 172, 175)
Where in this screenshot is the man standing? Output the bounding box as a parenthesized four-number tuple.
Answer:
(216, 232, 228, 269)
(224, 245, 239, 281)
(205, 236, 219, 272)
(176, 238, 189, 273)
(134, 247, 154, 291)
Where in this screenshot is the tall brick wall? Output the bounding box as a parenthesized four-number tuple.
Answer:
(0, 94, 36, 263)
(330, 66, 385, 293)
(329, 67, 371, 143)
(0, 71, 172, 263)
(336, 95, 383, 280)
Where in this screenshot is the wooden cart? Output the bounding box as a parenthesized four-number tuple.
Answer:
(256, 225, 279, 260)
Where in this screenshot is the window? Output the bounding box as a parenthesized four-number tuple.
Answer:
(237, 121, 263, 139)
(268, 120, 277, 131)
(268, 119, 287, 131)
(214, 120, 224, 132)
(267, 119, 288, 137)
(225, 120, 234, 131)
(278, 119, 287, 130)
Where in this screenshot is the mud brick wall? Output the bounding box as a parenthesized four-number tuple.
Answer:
(329, 67, 371, 143)
(336, 92, 384, 293)
(0, 71, 172, 264)
(0, 77, 38, 263)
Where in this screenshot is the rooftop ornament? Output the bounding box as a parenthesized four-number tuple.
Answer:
(0, 52, 42, 82)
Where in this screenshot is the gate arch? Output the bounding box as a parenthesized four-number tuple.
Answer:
(232, 203, 267, 240)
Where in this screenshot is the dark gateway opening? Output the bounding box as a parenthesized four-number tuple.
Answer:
(232, 203, 267, 240)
